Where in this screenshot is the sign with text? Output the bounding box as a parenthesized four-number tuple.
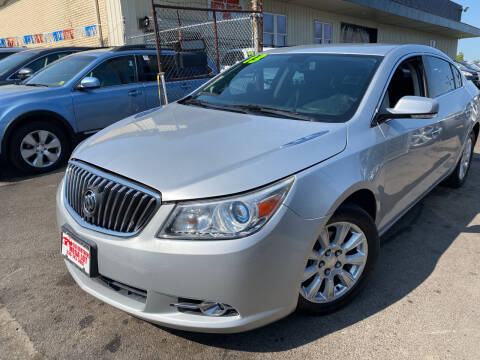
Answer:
(208, 0, 247, 20)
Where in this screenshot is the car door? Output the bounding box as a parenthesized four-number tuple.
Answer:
(137, 53, 201, 105)
(173, 52, 214, 99)
(377, 56, 445, 229)
(136, 53, 165, 109)
(423, 56, 470, 177)
(72, 55, 145, 132)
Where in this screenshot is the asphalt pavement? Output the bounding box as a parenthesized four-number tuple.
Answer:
(0, 143, 479, 359)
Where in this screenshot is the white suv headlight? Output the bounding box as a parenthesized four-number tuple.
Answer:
(158, 177, 294, 240)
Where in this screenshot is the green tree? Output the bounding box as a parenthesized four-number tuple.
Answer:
(456, 52, 464, 61)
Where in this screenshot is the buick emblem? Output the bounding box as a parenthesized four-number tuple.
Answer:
(82, 189, 97, 217)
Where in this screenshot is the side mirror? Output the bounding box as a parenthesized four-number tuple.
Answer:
(375, 96, 439, 125)
(16, 67, 33, 80)
(78, 77, 100, 90)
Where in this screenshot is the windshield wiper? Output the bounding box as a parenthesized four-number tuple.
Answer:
(229, 104, 316, 122)
(180, 98, 248, 114)
(24, 83, 48, 87)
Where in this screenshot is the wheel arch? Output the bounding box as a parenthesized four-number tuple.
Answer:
(338, 189, 377, 221)
(473, 122, 479, 145)
(322, 184, 379, 224)
(1, 110, 75, 157)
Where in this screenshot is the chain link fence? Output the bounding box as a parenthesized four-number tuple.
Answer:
(129, 2, 262, 104)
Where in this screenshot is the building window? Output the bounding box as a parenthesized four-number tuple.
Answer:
(314, 22, 332, 44)
(341, 23, 377, 43)
(263, 13, 287, 47)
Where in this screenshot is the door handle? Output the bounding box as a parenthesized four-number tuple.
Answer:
(128, 89, 139, 96)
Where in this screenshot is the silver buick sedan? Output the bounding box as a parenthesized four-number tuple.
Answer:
(57, 44, 479, 333)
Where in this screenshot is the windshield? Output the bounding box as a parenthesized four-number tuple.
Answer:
(0, 51, 39, 77)
(182, 53, 382, 123)
(25, 55, 95, 87)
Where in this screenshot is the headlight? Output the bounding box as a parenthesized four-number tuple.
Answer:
(158, 177, 294, 239)
(462, 71, 473, 79)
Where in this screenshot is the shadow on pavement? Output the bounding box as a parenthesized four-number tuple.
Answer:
(161, 152, 480, 352)
(0, 159, 65, 183)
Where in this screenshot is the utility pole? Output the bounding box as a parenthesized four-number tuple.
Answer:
(92, 0, 104, 46)
(251, 0, 263, 54)
(150, 0, 168, 105)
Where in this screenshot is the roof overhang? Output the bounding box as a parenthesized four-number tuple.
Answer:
(286, 0, 480, 39)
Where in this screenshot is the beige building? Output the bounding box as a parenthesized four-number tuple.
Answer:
(0, 0, 479, 59)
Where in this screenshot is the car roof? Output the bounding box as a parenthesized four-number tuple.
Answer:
(262, 43, 445, 57)
(16, 47, 97, 56)
(69, 46, 174, 58)
(0, 47, 26, 53)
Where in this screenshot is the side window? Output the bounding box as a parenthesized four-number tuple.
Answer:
(89, 55, 138, 87)
(25, 56, 49, 73)
(137, 54, 177, 81)
(175, 52, 211, 78)
(451, 64, 463, 89)
(44, 53, 66, 66)
(424, 56, 455, 98)
(381, 57, 425, 109)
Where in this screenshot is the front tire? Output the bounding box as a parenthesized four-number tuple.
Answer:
(443, 131, 475, 188)
(297, 204, 379, 315)
(9, 121, 70, 174)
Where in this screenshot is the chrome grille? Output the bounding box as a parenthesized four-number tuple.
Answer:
(64, 161, 160, 236)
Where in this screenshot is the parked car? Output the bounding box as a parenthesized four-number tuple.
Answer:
(455, 61, 480, 88)
(0, 46, 217, 173)
(57, 44, 479, 333)
(0, 47, 27, 61)
(465, 61, 480, 72)
(0, 47, 94, 86)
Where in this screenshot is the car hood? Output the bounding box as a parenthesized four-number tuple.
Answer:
(0, 84, 50, 101)
(72, 103, 347, 201)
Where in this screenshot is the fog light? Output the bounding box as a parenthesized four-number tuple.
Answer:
(171, 298, 238, 317)
(199, 302, 231, 316)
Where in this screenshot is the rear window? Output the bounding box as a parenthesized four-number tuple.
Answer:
(424, 56, 455, 97)
(451, 64, 462, 89)
(137, 52, 212, 82)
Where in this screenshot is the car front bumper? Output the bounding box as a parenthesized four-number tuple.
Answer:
(56, 178, 325, 333)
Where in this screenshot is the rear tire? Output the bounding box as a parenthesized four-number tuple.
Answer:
(297, 204, 379, 315)
(443, 131, 475, 188)
(9, 120, 70, 174)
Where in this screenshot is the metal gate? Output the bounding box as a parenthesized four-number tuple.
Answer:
(147, 1, 263, 104)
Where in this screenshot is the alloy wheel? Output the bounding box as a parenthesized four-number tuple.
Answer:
(20, 130, 62, 168)
(458, 137, 473, 181)
(301, 222, 368, 303)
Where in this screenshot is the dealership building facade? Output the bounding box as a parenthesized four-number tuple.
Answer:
(0, 0, 479, 59)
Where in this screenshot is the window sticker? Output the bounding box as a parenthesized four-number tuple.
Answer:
(143, 55, 150, 61)
(243, 54, 267, 64)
